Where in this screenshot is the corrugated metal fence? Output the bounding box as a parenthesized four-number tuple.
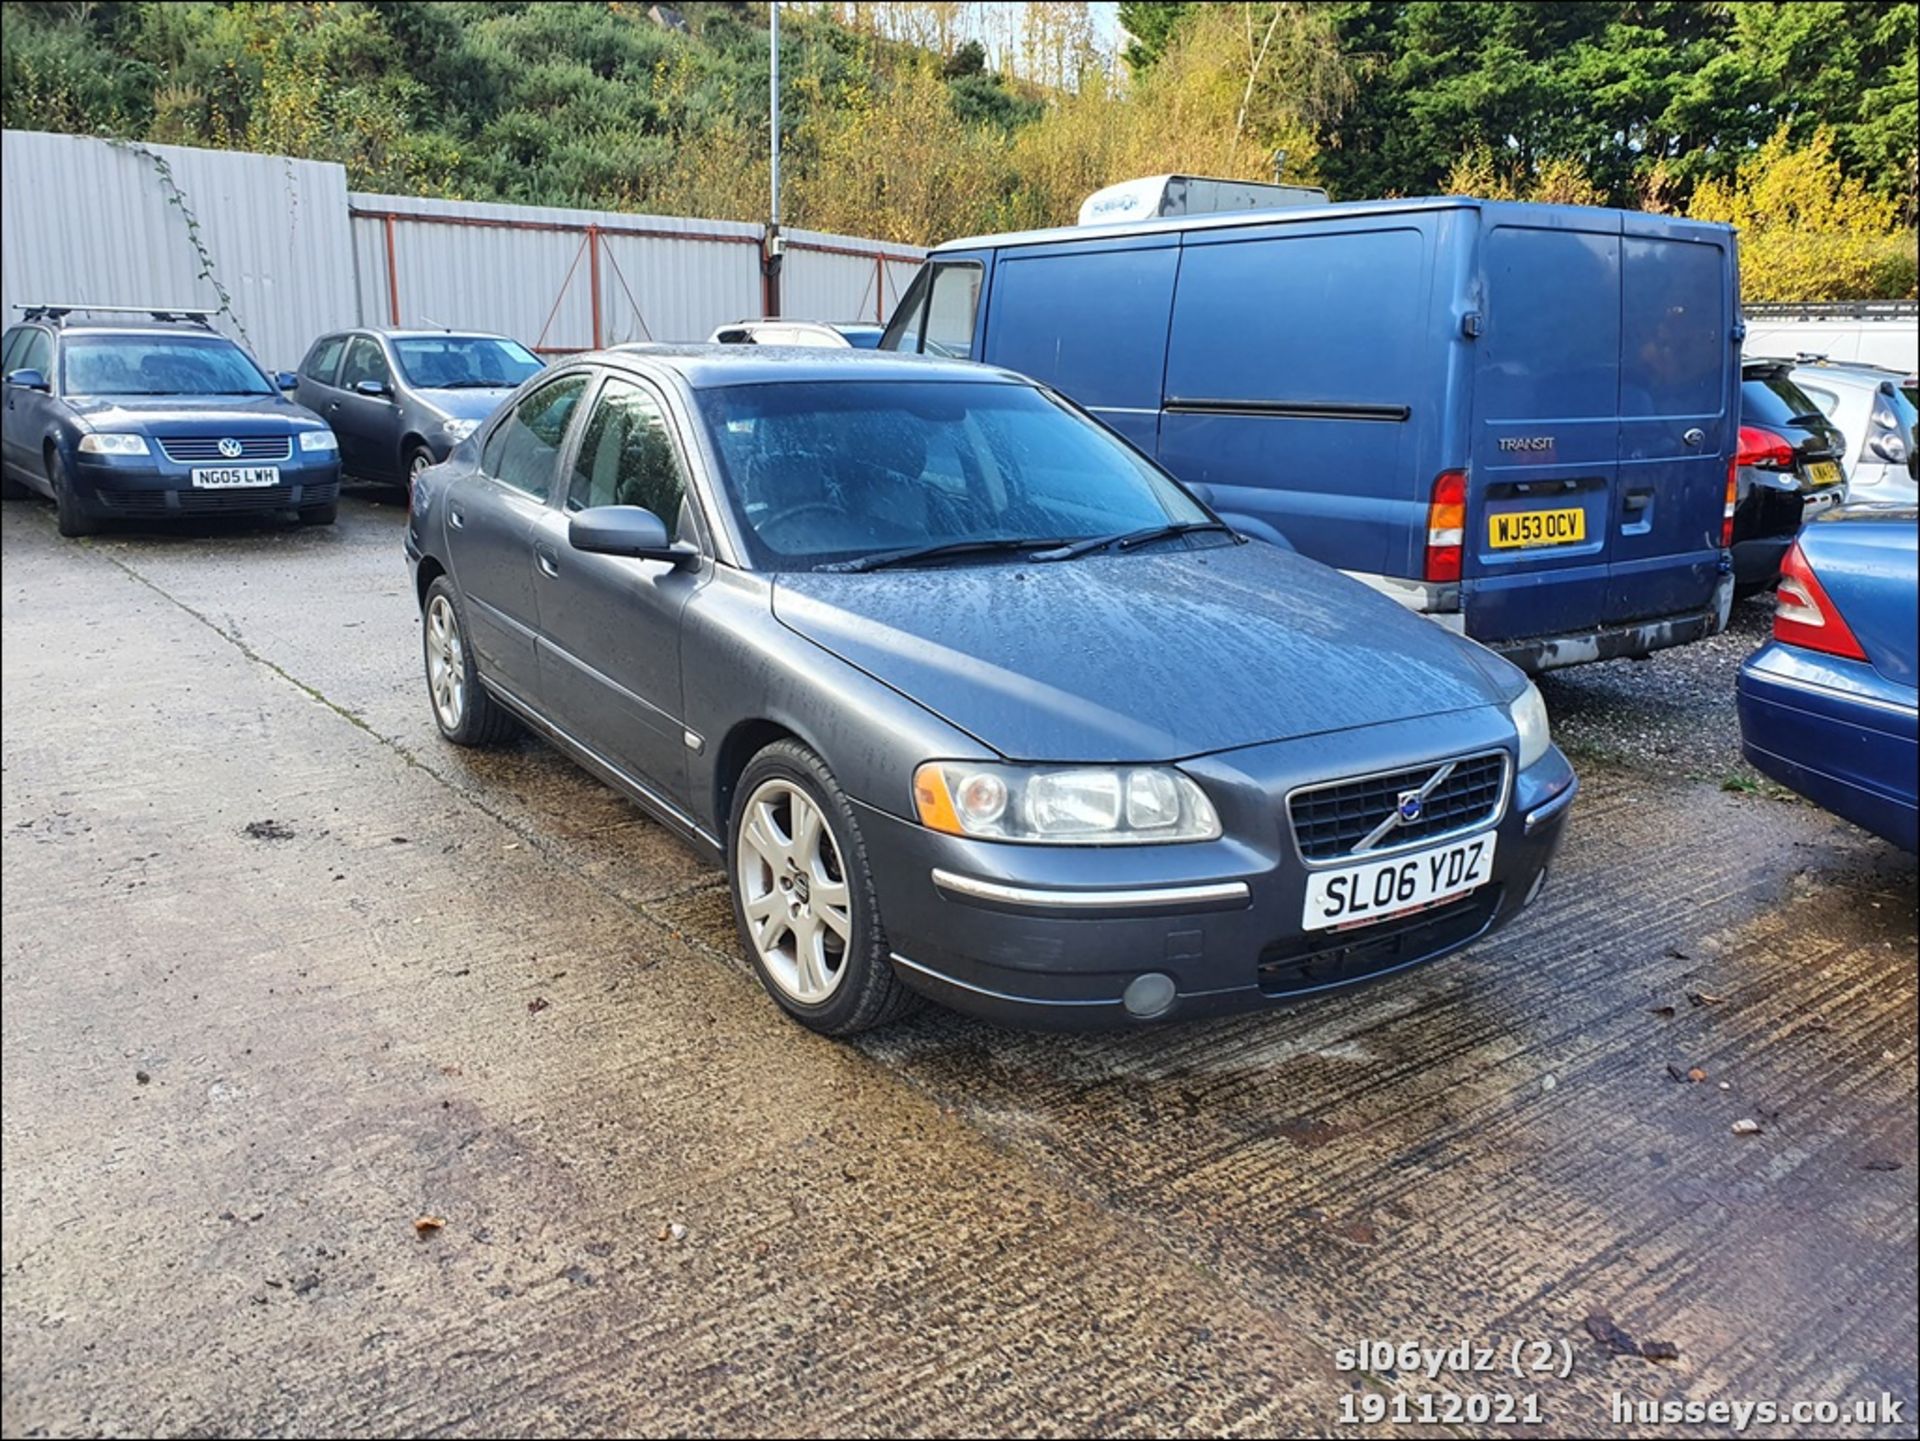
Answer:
(2, 130, 923, 369)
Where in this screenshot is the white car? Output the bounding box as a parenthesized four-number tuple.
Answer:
(1789, 358, 1918, 504)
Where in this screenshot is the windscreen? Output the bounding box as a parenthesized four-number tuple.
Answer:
(392, 336, 542, 389)
(62, 335, 274, 397)
(694, 379, 1206, 571)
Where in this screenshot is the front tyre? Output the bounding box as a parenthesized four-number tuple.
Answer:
(729, 740, 919, 1036)
(421, 576, 514, 746)
(50, 453, 96, 537)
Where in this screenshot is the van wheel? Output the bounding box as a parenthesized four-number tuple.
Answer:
(50, 453, 96, 537)
(728, 740, 920, 1036)
(422, 577, 514, 746)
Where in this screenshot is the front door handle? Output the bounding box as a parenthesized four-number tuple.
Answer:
(535, 543, 560, 578)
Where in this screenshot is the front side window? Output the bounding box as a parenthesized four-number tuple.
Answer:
(481, 373, 590, 501)
(392, 336, 542, 390)
(0, 327, 26, 373)
(566, 378, 692, 536)
(695, 379, 1206, 571)
(922, 264, 982, 359)
(304, 336, 347, 385)
(60, 334, 271, 396)
(879, 266, 929, 353)
(19, 331, 52, 378)
(337, 337, 391, 390)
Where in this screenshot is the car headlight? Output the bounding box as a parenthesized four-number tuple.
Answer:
(77, 433, 150, 456)
(298, 429, 339, 453)
(1508, 683, 1552, 770)
(441, 418, 479, 442)
(912, 761, 1221, 844)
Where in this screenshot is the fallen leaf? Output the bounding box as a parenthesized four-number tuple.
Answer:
(1687, 991, 1724, 1007)
(1665, 1063, 1690, 1083)
(413, 1215, 445, 1233)
(527, 996, 549, 1015)
(1648, 1004, 1677, 1018)
(1858, 1156, 1903, 1172)
(1585, 1310, 1641, 1356)
(1687, 1067, 1707, 1083)
(657, 1221, 687, 1243)
(1640, 1339, 1680, 1362)
(1731, 1118, 1762, 1135)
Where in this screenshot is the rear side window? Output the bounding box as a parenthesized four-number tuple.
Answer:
(989, 246, 1178, 412)
(304, 336, 347, 384)
(1742, 372, 1823, 428)
(1794, 381, 1841, 419)
(566, 377, 691, 536)
(338, 336, 390, 389)
(482, 373, 590, 501)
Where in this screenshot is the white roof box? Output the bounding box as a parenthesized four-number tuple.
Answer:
(1076, 174, 1330, 227)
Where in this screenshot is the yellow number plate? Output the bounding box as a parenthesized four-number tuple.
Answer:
(1806, 461, 1842, 488)
(1489, 508, 1586, 549)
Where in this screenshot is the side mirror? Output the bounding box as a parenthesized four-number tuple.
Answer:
(356, 378, 392, 398)
(568, 505, 695, 564)
(5, 368, 49, 392)
(274, 370, 298, 391)
(1183, 481, 1217, 508)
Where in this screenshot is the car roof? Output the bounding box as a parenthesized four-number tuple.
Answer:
(598, 343, 1027, 389)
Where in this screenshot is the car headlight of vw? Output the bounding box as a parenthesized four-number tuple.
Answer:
(441, 418, 480, 443)
(913, 761, 1221, 844)
(1508, 682, 1552, 770)
(298, 429, 339, 453)
(77, 433, 150, 456)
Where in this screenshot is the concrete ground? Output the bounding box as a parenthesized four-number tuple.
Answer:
(3, 493, 1915, 1439)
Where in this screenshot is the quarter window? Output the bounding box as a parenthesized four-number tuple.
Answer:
(566, 378, 692, 535)
(482, 373, 590, 501)
(337, 336, 390, 390)
(304, 335, 347, 385)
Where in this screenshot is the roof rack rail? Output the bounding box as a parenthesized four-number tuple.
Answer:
(1743, 299, 1919, 321)
(12, 303, 220, 328)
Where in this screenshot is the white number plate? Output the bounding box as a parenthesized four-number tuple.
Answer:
(191, 466, 280, 488)
(1303, 831, 1497, 931)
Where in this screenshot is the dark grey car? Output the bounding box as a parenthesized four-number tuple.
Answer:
(296, 328, 542, 490)
(404, 347, 1577, 1035)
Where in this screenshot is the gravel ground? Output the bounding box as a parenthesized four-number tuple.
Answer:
(1538, 591, 1780, 787)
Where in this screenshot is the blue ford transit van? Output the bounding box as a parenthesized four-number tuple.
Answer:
(880, 198, 1741, 671)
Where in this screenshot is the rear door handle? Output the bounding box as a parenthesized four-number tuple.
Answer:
(447, 507, 465, 529)
(1623, 490, 1652, 514)
(535, 543, 560, 578)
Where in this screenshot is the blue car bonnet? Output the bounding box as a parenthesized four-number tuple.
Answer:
(773, 541, 1514, 762)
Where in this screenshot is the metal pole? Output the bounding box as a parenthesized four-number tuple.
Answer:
(769, 2, 781, 231)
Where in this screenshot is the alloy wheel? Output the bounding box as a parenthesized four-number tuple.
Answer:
(735, 778, 853, 1004)
(425, 593, 466, 730)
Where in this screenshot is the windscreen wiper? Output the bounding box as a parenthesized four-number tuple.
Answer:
(1030, 519, 1237, 562)
(820, 536, 1070, 573)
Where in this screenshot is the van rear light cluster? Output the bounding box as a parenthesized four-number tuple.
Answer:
(1721, 469, 1738, 547)
(1773, 542, 1866, 659)
(1424, 470, 1466, 583)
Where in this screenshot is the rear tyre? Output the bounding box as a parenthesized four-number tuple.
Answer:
(297, 502, 338, 526)
(728, 739, 920, 1036)
(50, 453, 97, 538)
(422, 576, 514, 746)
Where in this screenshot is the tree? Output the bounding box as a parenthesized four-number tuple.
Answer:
(1118, 1, 1192, 73)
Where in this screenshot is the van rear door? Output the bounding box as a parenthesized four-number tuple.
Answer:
(1610, 214, 1734, 625)
(1465, 214, 1621, 644)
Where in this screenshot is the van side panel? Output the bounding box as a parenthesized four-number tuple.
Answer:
(1156, 219, 1443, 577)
(983, 238, 1178, 453)
(1611, 216, 1734, 625)
(1465, 216, 1622, 644)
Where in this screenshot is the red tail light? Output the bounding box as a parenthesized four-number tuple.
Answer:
(1424, 469, 1466, 583)
(1721, 465, 1738, 547)
(1736, 425, 1794, 469)
(1773, 542, 1866, 659)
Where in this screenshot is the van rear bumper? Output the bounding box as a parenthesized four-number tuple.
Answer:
(1486, 577, 1733, 673)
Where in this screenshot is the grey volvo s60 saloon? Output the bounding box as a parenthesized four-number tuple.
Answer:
(405, 347, 1577, 1034)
